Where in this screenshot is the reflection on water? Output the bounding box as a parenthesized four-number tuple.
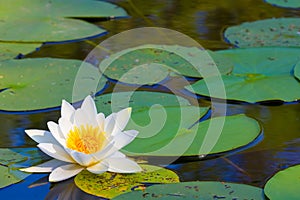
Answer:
(1, 0, 300, 198)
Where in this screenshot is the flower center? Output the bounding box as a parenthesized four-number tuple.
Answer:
(66, 125, 106, 154)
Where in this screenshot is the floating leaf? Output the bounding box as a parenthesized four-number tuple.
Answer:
(187, 47, 300, 103)
(113, 181, 265, 199)
(0, 43, 41, 61)
(95, 91, 191, 116)
(0, 58, 107, 111)
(74, 164, 179, 199)
(0, 149, 27, 166)
(293, 60, 300, 81)
(0, 165, 30, 188)
(265, 0, 300, 8)
(99, 45, 233, 85)
(0, 147, 49, 188)
(264, 164, 300, 200)
(0, 0, 127, 42)
(224, 18, 300, 47)
(124, 110, 260, 157)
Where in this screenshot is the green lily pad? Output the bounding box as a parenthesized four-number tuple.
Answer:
(0, 0, 127, 42)
(0, 149, 27, 166)
(74, 164, 180, 199)
(265, 0, 300, 8)
(0, 165, 30, 188)
(224, 18, 300, 47)
(113, 181, 265, 199)
(264, 164, 300, 200)
(123, 104, 260, 157)
(0, 147, 50, 188)
(186, 47, 300, 103)
(0, 58, 107, 111)
(99, 44, 233, 85)
(293, 61, 300, 80)
(95, 91, 192, 116)
(0, 43, 41, 61)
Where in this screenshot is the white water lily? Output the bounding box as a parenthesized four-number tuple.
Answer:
(21, 95, 142, 182)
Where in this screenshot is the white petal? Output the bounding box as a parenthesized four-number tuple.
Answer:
(58, 117, 73, 138)
(69, 151, 94, 167)
(38, 143, 74, 163)
(113, 108, 132, 134)
(25, 129, 58, 145)
(92, 141, 117, 161)
(105, 157, 142, 173)
(49, 164, 83, 182)
(104, 113, 116, 134)
(96, 113, 105, 131)
(112, 130, 139, 149)
(74, 108, 92, 127)
(110, 151, 126, 158)
(87, 161, 108, 174)
(81, 95, 97, 119)
(20, 159, 67, 173)
(47, 121, 66, 145)
(61, 100, 75, 121)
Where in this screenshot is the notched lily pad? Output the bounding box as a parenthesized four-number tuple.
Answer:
(113, 181, 265, 199)
(74, 164, 180, 199)
(0, 43, 41, 61)
(187, 47, 300, 103)
(95, 91, 192, 116)
(264, 164, 300, 200)
(0, 58, 107, 112)
(124, 111, 261, 157)
(224, 18, 300, 47)
(99, 44, 233, 85)
(0, 147, 50, 188)
(265, 0, 300, 9)
(0, 0, 128, 42)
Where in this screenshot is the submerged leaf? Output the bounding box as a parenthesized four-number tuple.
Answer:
(74, 164, 179, 199)
(113, 181, 265, 199)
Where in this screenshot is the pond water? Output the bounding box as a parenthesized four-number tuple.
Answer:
(1, 0, 300, 199)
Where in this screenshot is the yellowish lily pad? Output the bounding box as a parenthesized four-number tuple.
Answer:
(74, 164, 179, 199)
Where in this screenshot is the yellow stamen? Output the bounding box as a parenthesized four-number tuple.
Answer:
(66, 125, 106, 154)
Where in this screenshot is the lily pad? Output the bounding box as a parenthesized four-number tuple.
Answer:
(224, 18, 300, 47)
(99, 44, 233, 85)
(123, 104, 260, 157)
(0, 43, 41, 61)
(0, 147, 50, 188)
(0, 165, 30, 188)
(74, 164, 180, 199)
(113, 181, 265, 199)
(186, 47, 300, 103)
(0, 58, 107, 111)
(265, 0, 300, 9)
(95, 91, 192, 116)
(0, 149, 27, 166)
(0, 0, 127, 42)
(264, 164, 300, 200)
(293, 60, 300, 81)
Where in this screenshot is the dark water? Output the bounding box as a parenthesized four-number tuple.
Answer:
(1, 0, 300, 199)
